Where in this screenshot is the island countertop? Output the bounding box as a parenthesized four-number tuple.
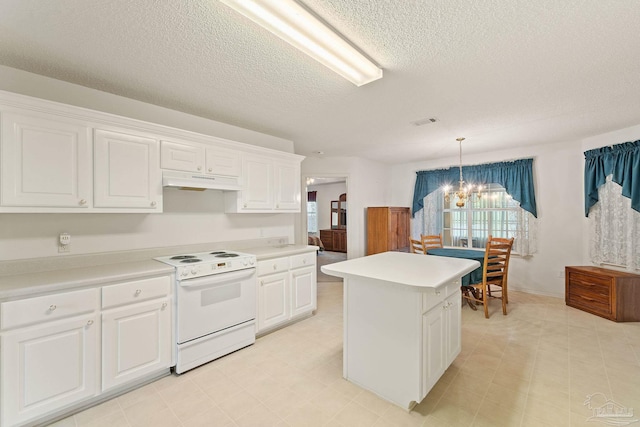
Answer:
(321, 251, 480, 288)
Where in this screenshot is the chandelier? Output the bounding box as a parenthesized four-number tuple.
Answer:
(444, 137, 482, 208)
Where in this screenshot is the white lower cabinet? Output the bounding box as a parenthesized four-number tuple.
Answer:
(0, 290, 100, 427)
(0, 275, 173, 426)
(102, 298, 171, 391)
(257, 272, 290, 332)
(256, 251, 317, 334)
(421, 286, 462, 398)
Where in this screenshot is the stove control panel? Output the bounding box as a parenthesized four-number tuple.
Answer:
(175, 256, 256, 280)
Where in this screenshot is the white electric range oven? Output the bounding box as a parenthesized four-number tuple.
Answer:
(155, 250, 256, 374)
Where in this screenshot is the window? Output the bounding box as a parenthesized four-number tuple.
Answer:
(307, 201, 318, 233)
(440, 184, 529, 251)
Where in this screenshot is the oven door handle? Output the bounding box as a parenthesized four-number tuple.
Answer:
(179, 268, 256, 288)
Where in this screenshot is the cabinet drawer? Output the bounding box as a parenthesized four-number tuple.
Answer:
(102, 276, 171, 309)
(422, 288, 446, 313)
(290, 252, 316, 270)
(257, 257, 289, 276)
(1, 288, 99, 330)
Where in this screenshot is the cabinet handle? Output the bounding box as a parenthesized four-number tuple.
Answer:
(243, 203, 247, 208)
(79, 199, 87, 206)
(197, 166, 202, 171)
(303, 259, 307, 264)
(435, 290, 441, 296)
(150, 201, 157, 207)
(135, 289, 142, 296)
(49, 304, 57, 311)
(161, 302, 167, 309)
(208, 168, 212, 172)
(260, 280, 264, 286)
(86, 320, 93, 326)
(273, 265, 277, 270)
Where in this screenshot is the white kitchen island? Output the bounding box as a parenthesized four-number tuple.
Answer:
(321, 251, 480, 410)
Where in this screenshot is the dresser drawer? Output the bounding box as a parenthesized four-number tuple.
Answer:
(1, 288, 99, 330)
(102, 276, 171, 309)
(568, 292, 611, 317)
(257, 257, 289, 276)
(290, 252, 316, 270)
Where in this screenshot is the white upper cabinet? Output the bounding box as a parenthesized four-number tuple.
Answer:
(94, 129, 162, 211)
(0, 111, 92, 209)
(274, 160, 301, 211)
(225, 154, 302, 213)
(205, 146, 241, 177)
(161, 139, 241, 177)
(160, 139, 205, 173)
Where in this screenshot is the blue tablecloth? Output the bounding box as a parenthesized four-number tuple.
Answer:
(426, 248, 485, 286)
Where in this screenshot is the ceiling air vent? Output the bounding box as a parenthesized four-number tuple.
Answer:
(411, 117, 438, 126)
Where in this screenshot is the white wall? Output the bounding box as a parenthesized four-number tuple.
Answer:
(302, 157, 390, 258)
(307, 182, 347, 231)
(390, 139, 586, 297)
(0, 67, 296, 261)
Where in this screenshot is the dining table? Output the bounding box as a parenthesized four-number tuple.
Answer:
(426, 248, 485, 286)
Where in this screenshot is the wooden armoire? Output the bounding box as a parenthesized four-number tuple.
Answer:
(366, 207, 411, 255)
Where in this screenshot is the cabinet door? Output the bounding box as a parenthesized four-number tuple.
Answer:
(242, 155, 273, 210)
(444, 291, 461, 365)
(274, 160, 300, 211)
(291, 266, 316, 318)
(1, 314, 99, 427)
(257, 272, 289, 332)
(102, 298, 171, 391)
(0, 111, 92, 208)
(205, 146, 241, 177)
(94, 129, 161, 210)
(160, 140, 205, 173)
(422, 304, 445, 397)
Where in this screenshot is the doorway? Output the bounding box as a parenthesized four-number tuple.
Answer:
(303, 175, 348, 281)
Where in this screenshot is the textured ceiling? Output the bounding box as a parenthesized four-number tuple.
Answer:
(1, 0, 639, 164)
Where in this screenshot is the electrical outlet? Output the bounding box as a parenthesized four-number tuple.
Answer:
(58, 233, 71, 253)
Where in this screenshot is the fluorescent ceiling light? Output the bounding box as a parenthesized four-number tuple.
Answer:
(220, 0, 383, 86)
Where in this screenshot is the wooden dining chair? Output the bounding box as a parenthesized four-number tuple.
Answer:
(461, 235, 514, 318)
(409, 237, 426, 254)
(421, 234, 443, 250)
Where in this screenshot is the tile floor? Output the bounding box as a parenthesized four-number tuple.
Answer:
(51, 282, 640, 427)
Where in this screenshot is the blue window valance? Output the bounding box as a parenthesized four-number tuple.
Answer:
(412, 158, 538, 217)
(584, 140, 640, 217)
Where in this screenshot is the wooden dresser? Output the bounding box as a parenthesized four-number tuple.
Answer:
(565, 266, 640, 321)
(319, 229, 347, 253)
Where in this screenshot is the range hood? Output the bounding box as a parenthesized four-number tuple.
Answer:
(162, 171, 242, 191)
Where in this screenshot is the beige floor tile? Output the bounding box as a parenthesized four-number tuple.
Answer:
(121, 394, 168, 426)
(235, 403, 284, 427)
(180, 405, 234, 427)
(73, 398, 122, 426)
(76, 411, 130, 427)
(116, 383, 160, 409)
(262, 387, 312, 419)
(48, 416, 78, 427)
(332, 401, 380, 427)
(378, 404, 429, 427)
(216, 390, 261, 420)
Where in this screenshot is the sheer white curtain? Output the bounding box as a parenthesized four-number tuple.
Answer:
(411, 191, 441, 239)
(589, 176, 640, 270)
(512, 204, 537, 257)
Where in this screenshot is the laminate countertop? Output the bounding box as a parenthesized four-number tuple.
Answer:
(321, 251, 479, 289)
(0, 244, 318, 301)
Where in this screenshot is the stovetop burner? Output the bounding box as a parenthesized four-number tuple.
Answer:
(180, 258, 202, 263)
(215, 253, 239, 258)
(209, 251, 226, 255)
(171, 255, 197, 260)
